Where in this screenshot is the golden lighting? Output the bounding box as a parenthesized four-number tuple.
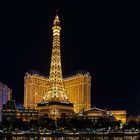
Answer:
(24, 14, 91, 114)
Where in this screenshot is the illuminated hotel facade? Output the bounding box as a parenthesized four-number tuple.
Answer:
(0, 82, 12, 121)
(24, 71, 91, 113)
(110, 110, 126, 124)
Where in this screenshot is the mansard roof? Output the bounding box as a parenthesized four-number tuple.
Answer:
(63, 70, 91, 79)
(25, 69, 90, 79)
(25, 70, 48, 78)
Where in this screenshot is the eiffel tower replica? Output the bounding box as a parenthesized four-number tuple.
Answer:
(38, 14, 74, 120)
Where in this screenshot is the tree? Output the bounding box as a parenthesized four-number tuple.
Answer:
(128, 120, 138, 129)
(13, 118, 24, 130)
(39, 116, 55, 129)
(110, 120, 121, 130)
(82, 119, 92, 128)
(29, 119, 38, 130)
(96, 117, 110, 129)
(2, 119, 10, 130)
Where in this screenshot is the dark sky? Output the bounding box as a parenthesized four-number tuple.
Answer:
(0, 1, 138, 115)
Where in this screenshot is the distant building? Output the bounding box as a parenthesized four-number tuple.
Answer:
(77, 107, 115, 122)
(3, 101, 126, 125)
(77, 107, 127, 124)
(110, 110, 127, 124)
(127, 115, 140, 123)
(2, 100, 17, 122)
(2, 100, 39, 122)
(0, 82, 12, 121)
(16, 103, 24, 110)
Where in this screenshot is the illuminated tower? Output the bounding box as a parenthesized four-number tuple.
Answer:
(38, 14, 74, 120)
(0, 82, 12, 121)
(24, 13, 91, 114)
(42, 15, 68, 102)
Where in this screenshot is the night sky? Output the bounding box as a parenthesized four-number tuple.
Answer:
(0, 1, 137, 115)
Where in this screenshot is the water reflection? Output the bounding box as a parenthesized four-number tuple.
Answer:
(0, 136, 139, 140)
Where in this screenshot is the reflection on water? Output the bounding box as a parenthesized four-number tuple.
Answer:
(0, 136, 139, 140)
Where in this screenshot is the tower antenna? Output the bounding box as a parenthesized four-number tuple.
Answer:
(56, 10, 58, 14)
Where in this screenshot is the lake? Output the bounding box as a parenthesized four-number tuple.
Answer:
(1, 136, 139, 140)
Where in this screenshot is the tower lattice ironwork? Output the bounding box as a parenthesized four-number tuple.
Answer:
(43, 14, 68, 102)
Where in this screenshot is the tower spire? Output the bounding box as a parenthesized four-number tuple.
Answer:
(53, 10, 60, 26)
(43, 13, 68, 102)
(38, 13, 74, 120)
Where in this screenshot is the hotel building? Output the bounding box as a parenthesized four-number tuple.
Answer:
(0, 82, 12, 121)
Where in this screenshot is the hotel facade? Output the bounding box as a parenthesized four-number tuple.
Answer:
(24, 71, 91, 114)
(0, 82, 12, 121)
